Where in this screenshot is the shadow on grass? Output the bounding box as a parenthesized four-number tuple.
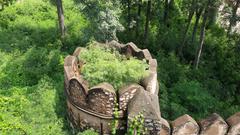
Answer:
(0, 25, 80, 134)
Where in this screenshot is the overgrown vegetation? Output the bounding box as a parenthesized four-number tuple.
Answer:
(79, 42, 149, 90)
(0, 0, 85, 134)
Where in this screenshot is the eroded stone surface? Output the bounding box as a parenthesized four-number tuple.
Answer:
(64, 55, 79, 78)
(67, 99, 118, 134)
(199, 113, 228, 135)
(137, 49, 152, 60)
(149, 59, 157, 72)
(160, 118, 171, 135)
(227, 112, 240, 135)
(107, 40, 125, 51)
(68, 78, 87, 107)
(128, 89, 160, 120)
(87, 83, 116, 116)
(171, 114, 199, 135)
(118, 84, 143, 113)
(73, 47, 82, 57)
(128, 89, 161, 135)
(141, 72, 158, 94)
(121, 42, 141, 58)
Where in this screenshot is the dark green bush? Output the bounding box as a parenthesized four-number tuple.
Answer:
(169, 81, 218, 119)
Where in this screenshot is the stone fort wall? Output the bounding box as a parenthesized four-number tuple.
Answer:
(64, 41, 240, 135)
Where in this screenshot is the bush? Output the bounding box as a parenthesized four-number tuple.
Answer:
(169, 81, 218, 119)
(79, 42, 149, 90)
(0, 77, 68, 135)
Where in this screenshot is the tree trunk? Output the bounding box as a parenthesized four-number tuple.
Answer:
(191, 7, 203, 43)
(163, 0, 169, 24)
(56, 0, 65, 38)
(127, 0, 131, 31)
(178, 0, 196, 57)
(194, 8, 208, 69)
(144, 0, 151, 45)
(227, 0, 240, 35)
(136, 0, 142, 38)
(163, 0, 174, 25)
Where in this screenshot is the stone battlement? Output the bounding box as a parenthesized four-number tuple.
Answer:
(64, 41, 240, 135)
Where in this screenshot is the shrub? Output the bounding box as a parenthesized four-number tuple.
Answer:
(169, 81, 218, 119)
(78, 42, 149, 90)
(0, 77, 67, 135)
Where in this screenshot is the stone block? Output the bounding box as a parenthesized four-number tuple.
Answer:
(171, 114, 199, 135)
(141, 72, 158, 95)
(160, 118, 171, 135)
(127, 89, 161, 121)
(121, 42, 141, 58)
(226, 112, 240, 135)
(136, 49, 152, 61)
(199, 113, 228, 135)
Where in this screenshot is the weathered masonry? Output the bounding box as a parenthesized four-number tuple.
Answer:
(64, 41, 240, 135)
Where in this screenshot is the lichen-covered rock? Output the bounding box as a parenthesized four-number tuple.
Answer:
(87, 83, 116, 116)
(226, 112, 240, 135)
(199, 113, 228, 135)
(171, 114, 199, 135)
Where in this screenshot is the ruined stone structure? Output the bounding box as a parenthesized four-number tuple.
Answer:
(64, 41, 240, 135)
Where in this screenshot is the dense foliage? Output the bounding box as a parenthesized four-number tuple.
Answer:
(0, 0, 84, 134)
(79, 42, 149, 90)
(0, 0, 239, 134)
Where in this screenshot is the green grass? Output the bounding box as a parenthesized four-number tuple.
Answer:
(79, 42, 149, 90)
(0, 0, 92, 134)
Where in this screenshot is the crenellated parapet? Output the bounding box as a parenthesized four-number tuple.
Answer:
(160, 112, 240, 135)
(64, 41, 240, 135)
(64, 41, 160, 134)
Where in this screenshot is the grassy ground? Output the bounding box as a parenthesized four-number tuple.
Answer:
(0, 0, 91, 134)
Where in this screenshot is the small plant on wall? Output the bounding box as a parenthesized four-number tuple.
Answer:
(111, 98, 119, 135)
(127, 112, 147, 135)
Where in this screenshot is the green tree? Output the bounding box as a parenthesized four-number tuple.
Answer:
(227, 0, 240, 35)
(80, 0, 124, 41)
(194, 0, 221, 69)
(178, 0, 196, 57)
